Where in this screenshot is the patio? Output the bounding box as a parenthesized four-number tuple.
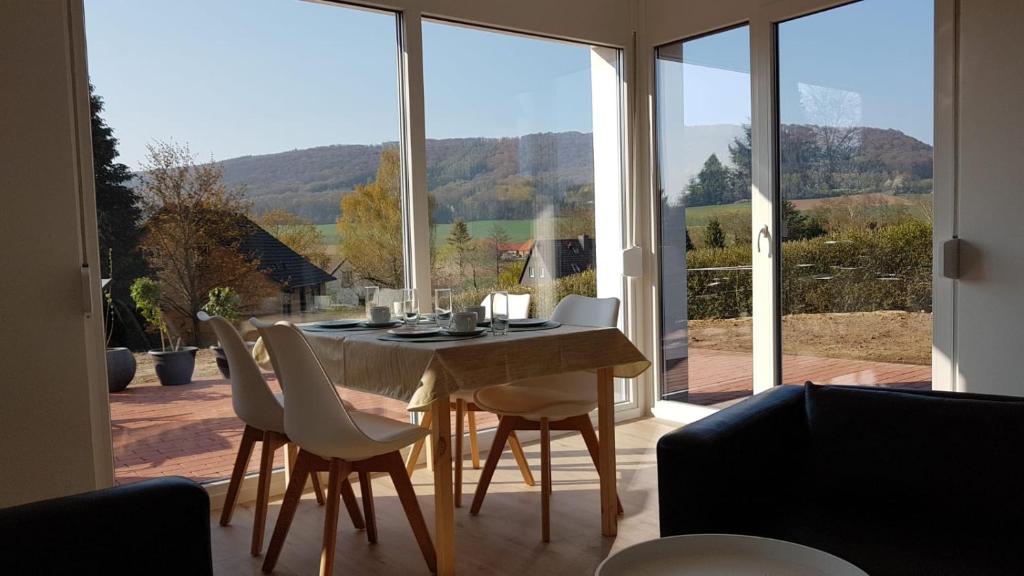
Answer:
(110, 347, 930, 485)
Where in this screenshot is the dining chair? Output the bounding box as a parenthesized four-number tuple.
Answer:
(257, 321, 436, 576)
(468, 294, 624, 542)
(480, 292, 531, 319)
(198, 312, 355, 557)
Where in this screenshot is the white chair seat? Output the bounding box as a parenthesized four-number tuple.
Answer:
(305, 411, 427, 462)
(473, 372, 598, 421)
(274, 391, 355, 414)
(451, 389, 477, 402)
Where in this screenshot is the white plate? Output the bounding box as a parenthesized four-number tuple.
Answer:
(313, 319, 363, 329)
(387, 327, 443, 338)
(443, 327, 486, 337)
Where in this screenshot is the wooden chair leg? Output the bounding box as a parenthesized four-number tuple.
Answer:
(320, 459, 351, 576)
(405, 410, 432, 476)
(340, 477, 366, 530)
(540, 418, 551, 543)
(220, 425, 258, 526)
(252, 430, 280, 556)
(455, 399, 465, 507)
(467, 410, 481, 469)
(470, 417, 515, 515)
(310, 469, 326, 505)
(358, 471, 377, 543)
(261, 450, 310, 573)
(508, 431, 536, 487)
(386, 452, 437, 574)
(576, 416, 624, 516)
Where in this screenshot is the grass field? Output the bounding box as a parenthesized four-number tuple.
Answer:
(317, 219, 538, 247)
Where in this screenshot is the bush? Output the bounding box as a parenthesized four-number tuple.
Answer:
(449, 268, 597, 319)
(685, 220, 932, 320)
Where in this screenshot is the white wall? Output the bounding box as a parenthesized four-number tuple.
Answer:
(0, 0, 112, 507)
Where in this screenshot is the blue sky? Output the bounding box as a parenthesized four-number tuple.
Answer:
(84, 0, 595, 168)
(85, 0, 932, 170)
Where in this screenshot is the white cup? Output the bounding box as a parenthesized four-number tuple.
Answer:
(369, 306, 391, 324)
(451, 312, 478, 333)
(465, 305, 486, 324)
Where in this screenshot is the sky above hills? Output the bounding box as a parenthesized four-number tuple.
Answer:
(85, 0, 932, 170)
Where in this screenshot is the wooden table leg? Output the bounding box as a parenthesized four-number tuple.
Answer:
(597, 367, 617, 537)
(431, 396, 456, 575)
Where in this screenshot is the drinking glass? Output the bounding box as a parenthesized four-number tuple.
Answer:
(434, 288, 453, 328)
(402, 288, 420, 327)
(364, 286, 378, 320)
(490, 291, 509, 336)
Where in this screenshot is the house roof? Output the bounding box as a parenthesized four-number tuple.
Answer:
(238, 217, 334, 289)
(519, 236, 595, 282)
(500, 239, 535, 253)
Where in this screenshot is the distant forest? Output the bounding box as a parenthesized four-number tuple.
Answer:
(182, 126, 931, 225)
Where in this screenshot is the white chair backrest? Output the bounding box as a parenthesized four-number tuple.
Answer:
(256, 322, 370, 457)
(551, 294, 620, 328)
(199, 312, 283, 433)
(480, 293, 531, 320)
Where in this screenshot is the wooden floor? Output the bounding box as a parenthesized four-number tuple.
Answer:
(210, 418, 674, 576)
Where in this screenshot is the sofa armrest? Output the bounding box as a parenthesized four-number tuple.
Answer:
(0, 476, 213, 575)
(657, 385, 808, 537)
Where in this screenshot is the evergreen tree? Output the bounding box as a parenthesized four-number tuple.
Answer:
(685, 228, 694, 251)
(446, 219, 473, 279)
(781, 200, 826, 240)
(685, 154, 732, 207)
(704, 218, 726, 249)
(727, 124, 753, 203)
(91, 85, 145, 301)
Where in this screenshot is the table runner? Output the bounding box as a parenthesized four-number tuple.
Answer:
(254, 323, 649, 411)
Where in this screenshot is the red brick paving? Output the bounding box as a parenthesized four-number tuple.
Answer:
(112, 347, 929, 485)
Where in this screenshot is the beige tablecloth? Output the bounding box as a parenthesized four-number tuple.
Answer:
(254, 324, 650, 411)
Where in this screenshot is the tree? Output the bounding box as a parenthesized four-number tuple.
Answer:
(336, 148, 404, 288)
(90, 85, 146, 303)
(446, 219, 473, 281)
(727, 124, 753, 203)
(257, 209, 328, 269)
(704, 218, 726, 249)
(685, 229, 694, 252)
(781, 200, 825, 240)
(486, 224, 510, 278)
(686, 154, 732, 207)
(138, 141, 263, 345)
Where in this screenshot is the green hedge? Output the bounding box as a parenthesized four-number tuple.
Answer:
(684, 220, 932, 320)
(450, 268, 597, 318)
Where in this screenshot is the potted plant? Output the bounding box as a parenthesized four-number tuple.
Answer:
(131, 276, 196, 386)
(203, 286, 241, 379)
(103, 252, 137, 392)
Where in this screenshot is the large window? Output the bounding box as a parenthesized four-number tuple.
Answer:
(655, 26, 753, 407)
(777, 0, 934, 389)
(422, 21, 629, 402)
(86, 0, 407, 484)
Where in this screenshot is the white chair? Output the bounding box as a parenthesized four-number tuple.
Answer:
(257, 321, 436, 576)
(198, 312, 352, 557)
(469, 295, 624, 542)
(480, 292, 531, 320)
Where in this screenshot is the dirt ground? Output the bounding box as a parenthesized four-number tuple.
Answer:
(689, 311, 932, 366)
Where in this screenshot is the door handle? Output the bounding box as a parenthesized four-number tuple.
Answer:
(757, 225, 772, 256)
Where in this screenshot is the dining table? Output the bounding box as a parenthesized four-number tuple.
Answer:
(254, 320, 650, 576)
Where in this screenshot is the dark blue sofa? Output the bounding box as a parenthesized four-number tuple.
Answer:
(657, 383, 1024, 575)
(0, 476, 213, 575)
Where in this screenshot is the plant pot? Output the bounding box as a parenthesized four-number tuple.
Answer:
(149, 347, 198, 386)
(212, 346, 230, 379)
(106, 347, 137, 393)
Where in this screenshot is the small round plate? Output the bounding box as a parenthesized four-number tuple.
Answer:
(509, 318, 549, 327)
(314, 319, 363, 329)
(443, 327, 486, 337)
(362, 320, 401, 328)
(387, 327, 443, 338)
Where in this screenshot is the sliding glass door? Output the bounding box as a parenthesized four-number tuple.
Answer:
(655, 26, 754, 408)
(653, 0, 938, 411)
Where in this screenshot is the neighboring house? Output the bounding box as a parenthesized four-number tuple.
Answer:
(519, 235, 595, 287)
(323, 259, 362, 307)
(238, 217, 335, 315)
(499, 239, 534, 260)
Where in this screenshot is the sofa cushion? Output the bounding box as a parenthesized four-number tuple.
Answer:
(805, 382, 1024, 507)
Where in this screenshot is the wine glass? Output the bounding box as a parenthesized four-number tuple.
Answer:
(402, 288, 420, 327)
(490, 291, 509, 336)
(434, 288, 453, 328)
(364, 286, 378, 321)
